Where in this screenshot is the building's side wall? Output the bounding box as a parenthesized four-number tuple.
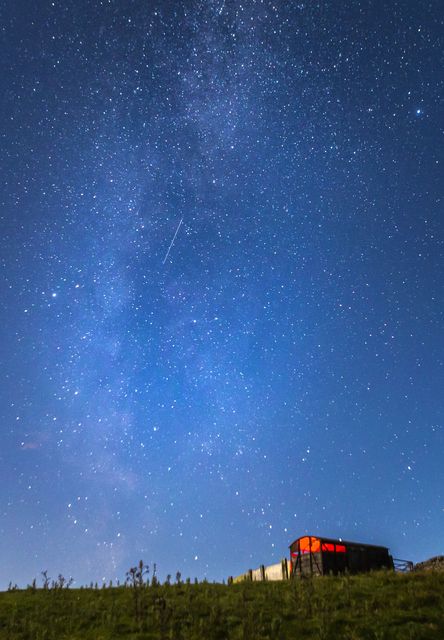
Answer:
(367, 547, 393, 571)
(346, 546, 392, 573)
(322, 551, 347, 575)
(292, 552, 323, 577)
(290, 538, 393, 577)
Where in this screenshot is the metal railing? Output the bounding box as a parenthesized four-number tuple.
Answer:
(393, 558, 414, 572)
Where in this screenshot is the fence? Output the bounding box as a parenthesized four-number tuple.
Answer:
(393, 558, 414, 572)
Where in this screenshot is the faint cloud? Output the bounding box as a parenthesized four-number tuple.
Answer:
(20, 441, 40, 450)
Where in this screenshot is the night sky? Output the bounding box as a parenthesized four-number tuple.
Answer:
(1, 0, 443, 588)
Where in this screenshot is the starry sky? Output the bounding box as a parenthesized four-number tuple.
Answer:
(1, 0, 443, 588)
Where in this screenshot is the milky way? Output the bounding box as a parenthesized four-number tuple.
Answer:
(0, 0, 443, 587)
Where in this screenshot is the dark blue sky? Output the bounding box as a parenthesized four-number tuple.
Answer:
(1, 0, 443, 587)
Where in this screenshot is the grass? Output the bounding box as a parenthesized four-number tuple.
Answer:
(0, 570, 443, 639)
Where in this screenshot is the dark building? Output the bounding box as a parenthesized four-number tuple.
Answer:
(289, 535, 393, 577)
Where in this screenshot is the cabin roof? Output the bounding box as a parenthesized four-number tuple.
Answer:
(288, 534, 390, 552)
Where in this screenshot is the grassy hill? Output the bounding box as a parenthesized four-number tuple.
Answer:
(0, 570, 443, 639)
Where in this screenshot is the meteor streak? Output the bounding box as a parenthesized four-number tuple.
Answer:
(162, 217, 183, 264)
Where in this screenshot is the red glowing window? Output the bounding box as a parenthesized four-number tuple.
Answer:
(294, 537, 346, 554)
